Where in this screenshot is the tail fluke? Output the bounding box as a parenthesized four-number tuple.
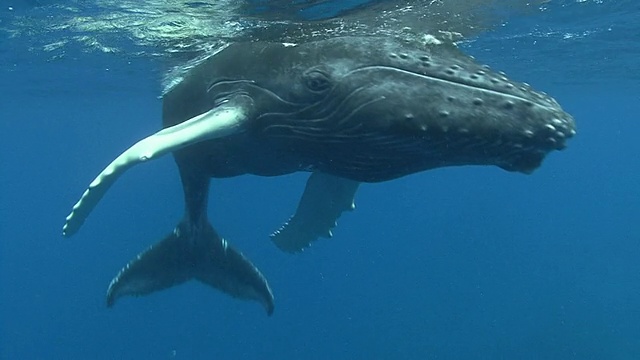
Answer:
(106, 221, 274, 315)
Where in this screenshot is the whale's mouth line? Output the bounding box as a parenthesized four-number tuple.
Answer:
(345, 65, 547, 106)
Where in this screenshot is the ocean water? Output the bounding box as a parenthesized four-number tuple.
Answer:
(1, 1, 639, 359)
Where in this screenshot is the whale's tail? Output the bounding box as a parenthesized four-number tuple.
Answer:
(61, 97, 273, 313)
(106, 219, 274, 315)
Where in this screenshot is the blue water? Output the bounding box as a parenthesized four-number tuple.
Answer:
(1, 1, 639, 359)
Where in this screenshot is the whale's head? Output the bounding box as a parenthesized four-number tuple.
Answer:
(173, 36, 576, 179)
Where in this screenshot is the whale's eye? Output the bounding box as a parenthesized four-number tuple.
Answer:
(303, 70, 332, 93)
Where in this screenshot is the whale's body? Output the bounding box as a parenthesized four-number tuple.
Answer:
(63, 37, 575, 315)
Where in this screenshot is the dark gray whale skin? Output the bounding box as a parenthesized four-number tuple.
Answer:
(80, 36, 576, 315)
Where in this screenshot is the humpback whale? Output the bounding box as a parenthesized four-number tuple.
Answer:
(62, 36, 576, 315)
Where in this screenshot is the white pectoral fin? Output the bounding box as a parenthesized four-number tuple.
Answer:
(62, 103, 251, 237)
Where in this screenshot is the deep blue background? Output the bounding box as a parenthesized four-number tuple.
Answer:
(2, 1, 640, 359)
